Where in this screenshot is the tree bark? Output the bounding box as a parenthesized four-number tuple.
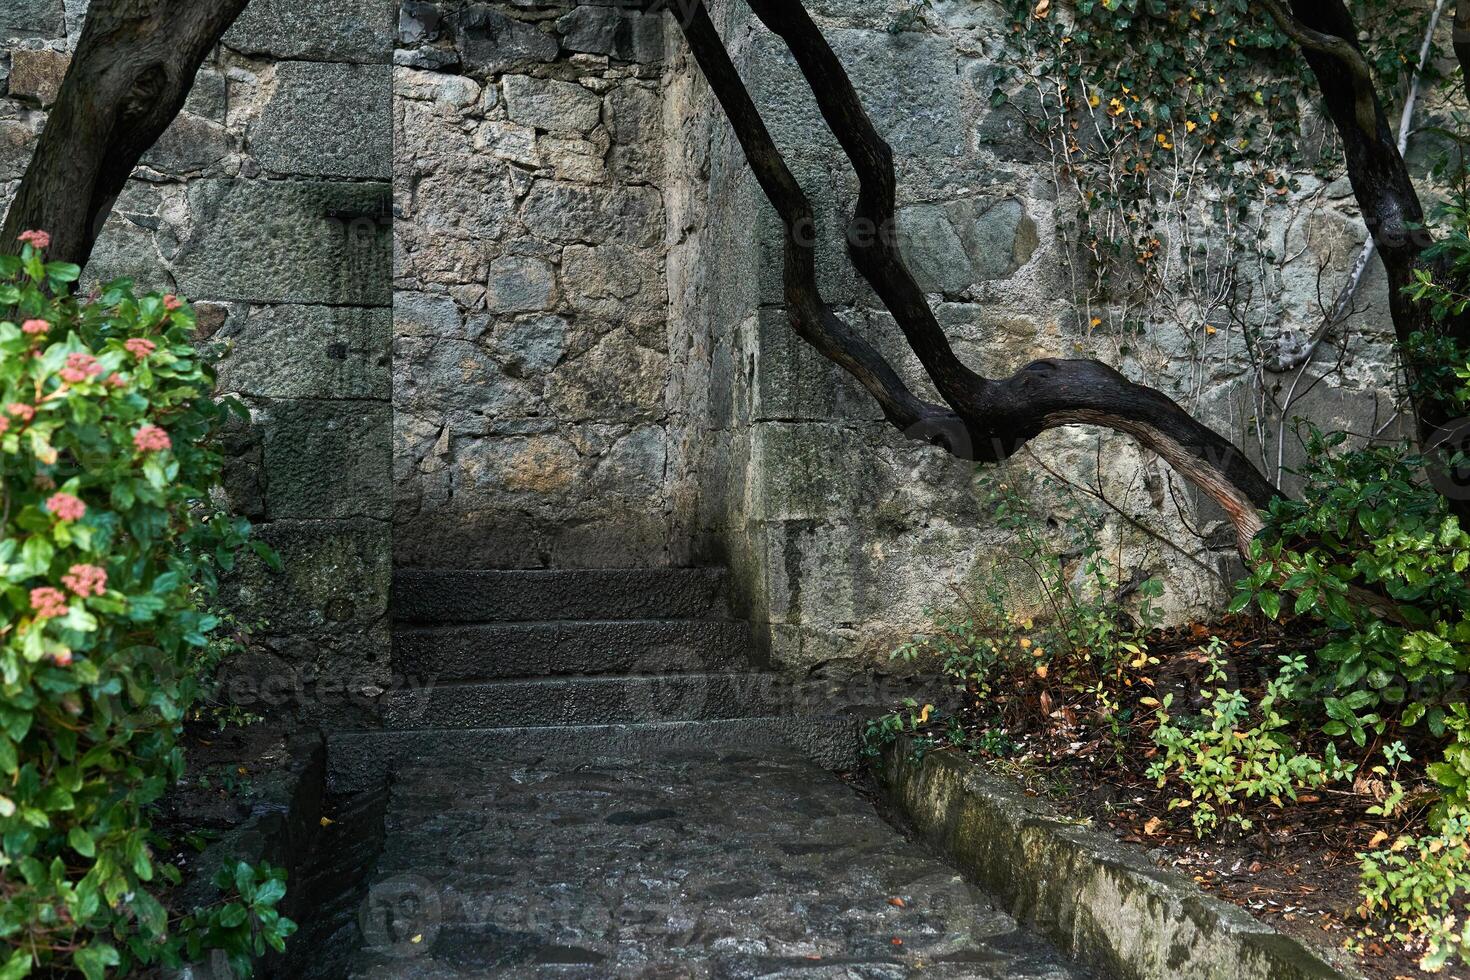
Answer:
(0, 0, 250, 268)
(675, 0, 1279, 554)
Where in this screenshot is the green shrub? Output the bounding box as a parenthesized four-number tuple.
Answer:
(1145, 642, 1355, 836)
(0, 233, 289, 976)
(1232, 431, 1470, 816)
(1359, 811, 1470, 972)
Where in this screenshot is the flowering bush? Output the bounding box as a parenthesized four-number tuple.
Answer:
(0, 234, 286, 976)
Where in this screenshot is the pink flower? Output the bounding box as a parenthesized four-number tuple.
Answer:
(29, 587, 68, 619)
(7, 403, 34, 422)
(163, 295, 184, 312)
(45, 492, 86, 522)
(51, 649, 73, 667)
(17, 230, 50, 250)
(59, 352, 102, 384)
(125, 337, 157, 359)
(133, 424, 171, 453)
(104, 374, 127, 389)
(21, 319, 48, 336)
(61, 564, 107, 599)
(0, 417, 7, 435)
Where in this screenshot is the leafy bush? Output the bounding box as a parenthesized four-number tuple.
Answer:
(1359, 812, 1470, 972)
(1145, 642, 1355, 835)
(0, 233, 286, 976)
(1233, 431, 1470, 814)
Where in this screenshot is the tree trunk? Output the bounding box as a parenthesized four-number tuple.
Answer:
(0, 0, 250, 268)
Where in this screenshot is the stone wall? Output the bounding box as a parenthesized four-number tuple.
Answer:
(663, 0, 1412, 676)
(0, 0, 397, 726)
(391, 0, 689, 569)
(2, 0, 1421, 685)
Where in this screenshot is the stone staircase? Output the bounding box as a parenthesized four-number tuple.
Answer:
(327, 568, 859, 790)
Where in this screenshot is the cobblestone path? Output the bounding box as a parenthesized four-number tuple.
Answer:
(346, 750, 1089, 979)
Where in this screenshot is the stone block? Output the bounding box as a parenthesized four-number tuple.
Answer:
(394, 67, 480, 107)
(9, 48, 68, 106)
(216, 305, 391, 400)
(520, 180, 663, 247)
(750, 29, 963, 163)
(394, 291, 463, 339)
(398, 0, 443, 45)
(486, 254, 555, 313)
(0, 0, 64, 39)
(545, 330, 668, 422)
(231, 519, 391, 637)
(259, 400, 393, 521)
(489, 314, 568, 376)
(184, 67, 227, 122)
(252, 62, 391, 179)
(224, 0, 394, 63)
(502, 75, 602, 134)
(142, 114, 231, 175)
(555, 4, 664, 63)
(0, 117, 41, 180)
(456, 5, 557, 74)
(968, 198, 1038, 280)
(409, 160, 514, 242)
(897, 203, 974, 293)
(174, 180, 391, 306)
(561, 243, 664, 337)
(85, 214, 169, 294)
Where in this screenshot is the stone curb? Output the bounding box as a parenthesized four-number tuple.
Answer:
(875, 738, 1361, 980)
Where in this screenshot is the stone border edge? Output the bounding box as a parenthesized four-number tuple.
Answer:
(874, 737, 1361, 980)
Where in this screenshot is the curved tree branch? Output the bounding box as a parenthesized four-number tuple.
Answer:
(0, 0, 251, 268)
(1257, 0, 1379, 136)
(676, 0, 1279, 553)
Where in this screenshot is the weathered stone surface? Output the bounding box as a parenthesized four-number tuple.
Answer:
(175, 180, 391, 306)
(0, 117, 41, 180)
(520, 180, 663, 247)
(397, 0, 442, 45)
(878, 741, 1352, 980)
(259, 400, 393, 520)
(473, 120, 538, 166)
(456, 5, 557, 74)
(216, 305, 391, 400)
(393, 66, 480, 107)
(252, 62, 391, 179)
(183, 68, 227, 122)
(0, 0, 64, 39)
(409, 161, 514, 242)
(141, 114, 231, 175)
(486, 254, 555, 313)
(224, 0, 394, 63)
(606, 83, 662, 180)
(394, 291, 463, 339)
(898, 203, 974, 293)
(489, 314, 567, 376)
(561, 243, 664, 335)
(555, 4, 664, 63)
(345, 751, 1085, 977)
(540, 133, 608, 183)
(502, 75, 602, 134)
(9, 48, 68, 105)
(752, 29, 963, 162)
(546, 330, 668, 422)
(970, 198, 1039, 279)
(232, 520, 391, 636)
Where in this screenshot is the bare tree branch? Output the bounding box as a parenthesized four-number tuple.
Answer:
(676, 0, 1281, 553)
(0, 0, 251, 268)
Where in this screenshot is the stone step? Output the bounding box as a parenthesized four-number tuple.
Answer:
(393, 618, 752, 681)
(327, 716, 861, 793)
(392, 567, 732, 624)
(380, 672, 832, 731)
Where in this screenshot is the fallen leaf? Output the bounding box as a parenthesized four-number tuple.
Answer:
(1143, 816, 1165, 836)
(888, 897, 906, 908)
(1033, 0, 1051, 18)
(320, 816, 335, 828)
(410, 934, 423, 945)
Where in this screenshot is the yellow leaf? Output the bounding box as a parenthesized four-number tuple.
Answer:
(1033, 0, 1050, 18)
(918, 704, 933, 724)
(1088, 93, 1101, 108)
(1019, 637, 1032, 650)
(410, 934, 423, 945)
(1035, 664, 1049, 679)
(1143, 816, 1164, 835)
(320, 816, 335, 828)
(1369, 830, 1389, 848)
